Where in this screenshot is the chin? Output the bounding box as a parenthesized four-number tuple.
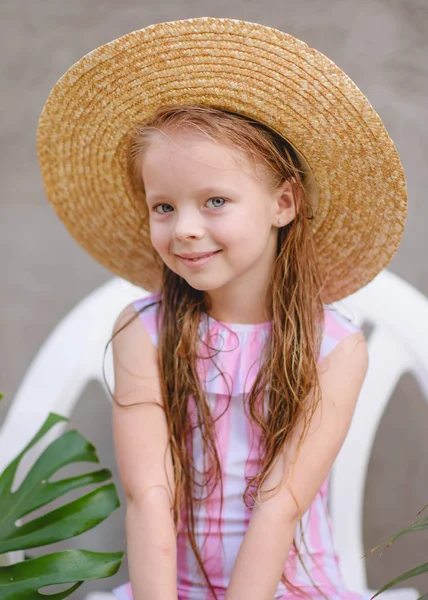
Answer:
(161, 264, 216, 291)
(184, 280, 219, 292)
(181, 275, 227, 293)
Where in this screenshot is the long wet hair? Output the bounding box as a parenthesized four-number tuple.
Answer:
(108, 104, 327, 598)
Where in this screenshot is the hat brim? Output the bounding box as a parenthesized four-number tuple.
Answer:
(37, 17, 407, 303)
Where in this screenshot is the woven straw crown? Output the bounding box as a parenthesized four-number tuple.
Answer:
(37, 17, 407, 303)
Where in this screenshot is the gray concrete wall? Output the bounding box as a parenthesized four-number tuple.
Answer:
(1, 0, 427, 597)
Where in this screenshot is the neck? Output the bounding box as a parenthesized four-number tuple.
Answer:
(205, 274, 273, 325)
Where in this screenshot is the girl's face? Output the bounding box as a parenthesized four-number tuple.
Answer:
(140, 130, 296, 301)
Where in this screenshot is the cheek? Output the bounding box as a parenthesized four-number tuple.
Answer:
(218, 224, 268, 266)
(218, 209, 271, 245)
(212, 211, 254, 240)
(149, 222, 170, 253)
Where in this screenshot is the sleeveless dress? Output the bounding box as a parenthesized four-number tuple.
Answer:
(113, 292, 371, 600)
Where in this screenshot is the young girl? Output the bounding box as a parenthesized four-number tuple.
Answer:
(36, 17, 407, 600)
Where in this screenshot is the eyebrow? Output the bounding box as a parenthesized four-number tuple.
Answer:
(146, 186, 236, 204)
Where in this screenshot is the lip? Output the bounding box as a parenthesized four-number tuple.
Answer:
(176, 251, 220, 259)
(176, 250, 221, 268)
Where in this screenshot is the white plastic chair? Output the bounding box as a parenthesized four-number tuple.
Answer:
(328, 269, 427, 599)
(0, 270, 424, 599)
(0, 277, 147, 598)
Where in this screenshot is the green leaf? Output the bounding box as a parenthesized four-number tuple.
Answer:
(0, 413, 124, 596)
(15, 468, 112, 518)
(0, 483, 119, 553)
(365, 508, 428, 558)
(0, 549, 123, 599)
(0, 416, 120, 550)
(370, 562, 428, 598)
(0, 413, 68, 501)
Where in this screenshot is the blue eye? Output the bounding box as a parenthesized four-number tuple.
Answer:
(154, 203, 174, 214)
(153, 198, 226, 213)
(206, 197, 226, 209)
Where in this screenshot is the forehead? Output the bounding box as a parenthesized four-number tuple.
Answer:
(140, 130, 257, 186)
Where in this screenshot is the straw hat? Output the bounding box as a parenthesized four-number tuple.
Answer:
(37, 17, 407, 304)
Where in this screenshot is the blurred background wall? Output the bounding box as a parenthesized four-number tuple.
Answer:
(1, 0, 427, 597)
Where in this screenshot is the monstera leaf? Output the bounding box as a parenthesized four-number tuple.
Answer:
(0, 401, 123, 599)
(367, 503, 428, 599)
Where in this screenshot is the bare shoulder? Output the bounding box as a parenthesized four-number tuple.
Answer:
(317, 330, 369, 411)
(112, 300, 143, 336)
(110, 302, 173, 503)
(111, 301, 162, 408)
(319, 329, 368, 373)
(112, 300, 156, 353)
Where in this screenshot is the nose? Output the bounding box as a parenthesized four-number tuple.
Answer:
(172, 210, 204, 241)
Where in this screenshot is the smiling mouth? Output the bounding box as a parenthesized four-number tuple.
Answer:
(177, 251, 221, 261)
(175, 250, 222, 268)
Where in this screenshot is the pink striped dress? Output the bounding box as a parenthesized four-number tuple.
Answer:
(113, 292, 370, 600)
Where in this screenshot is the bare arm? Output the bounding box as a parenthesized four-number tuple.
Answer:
(225, 331, 369, 600)
(112, 303, 177, 600)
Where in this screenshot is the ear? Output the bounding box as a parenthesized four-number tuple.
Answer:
(273, 178, 299, 228)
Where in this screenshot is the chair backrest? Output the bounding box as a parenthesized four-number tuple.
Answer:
(0, 278, 147, 475)
(0, 278, 147, 566)
(329, 269, 428, 594)
(0, 270, 426, 596)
